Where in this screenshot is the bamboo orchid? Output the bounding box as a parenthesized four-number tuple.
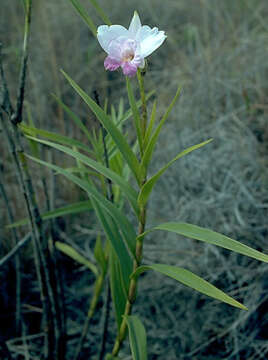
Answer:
(97, 11, 167, 77)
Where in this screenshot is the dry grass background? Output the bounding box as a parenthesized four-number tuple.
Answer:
(1, 0, 268, 359)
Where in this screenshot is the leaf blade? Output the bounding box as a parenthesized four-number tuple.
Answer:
(68, 0, 97, 36)
(152, 222, 268, 263)
(61, 70, 141, 184)
(132, 264, 247, 310)
(125, 315, 147, 360)
(140, 85, 182, 171)
(138, 139, 212, 207)
(27, 137, 139, 216)
(26, 154, 137, 255)
(55, 241, 98, 276)
(7, 200, 92, 229)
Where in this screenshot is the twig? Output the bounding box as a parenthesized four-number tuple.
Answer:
(12, 0, 32, 125)
(0, 165, 21, 334)
(0, 43, 14, 116)
(0, 3, 62, 357)
(0, 232, 31, 267)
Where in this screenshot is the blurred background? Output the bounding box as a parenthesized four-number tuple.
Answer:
(1, 0, 268, 359)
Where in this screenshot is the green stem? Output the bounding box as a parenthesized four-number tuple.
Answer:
(137, 68, 148, 141)
(111, 71, 148, 357)
(111, 207, 146, 356)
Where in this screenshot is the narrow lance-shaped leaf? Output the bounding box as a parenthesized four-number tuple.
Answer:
(7, 200, 92, 229)
(143, 100, 157, 149)
(26, 154, 137, 255)
(27, 136, 140, 216)
(55, 241, 98, 276)
(19, 122, 93, 154)
(140, 85, 182, 171)
(94, 234, 107, 274)
(88, 0, 112, 25)
(138, 139, 212, 207)
(110, 247, 128, 329)
(144, 222, 268, 263)
(132, 264, 247, 310)
(25, 102, 40, 158)
(68, 0, 97, 36)
(90, 195, 132, 294)
(61, 70, 141, 184)
(125, 315, 148, 360)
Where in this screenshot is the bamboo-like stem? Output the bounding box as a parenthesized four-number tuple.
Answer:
(0, 167, 21, 334)
(0, 3, 63, 357)
(12, 0, 32, 124)
(111, 72, 148, 357)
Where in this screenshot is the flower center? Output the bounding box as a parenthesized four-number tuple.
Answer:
(120, 39, 137, 63)
(121, 49, 134, 62)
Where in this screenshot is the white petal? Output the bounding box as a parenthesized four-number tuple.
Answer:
(97, 25, 129, 53)
(128, 11, 142, 37)
(137, 26, 167, 58)
(107, 36, 130, 60)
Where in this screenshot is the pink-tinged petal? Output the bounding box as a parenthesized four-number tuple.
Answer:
(97, 25, 129, 53)
(128, 11, 142, 37)
(107, 36, 128, 59)
(104, 56, 121, 71)
(121, 62, 138, 77)
(107, 37, 137, 60)
(136, 26, 167, 58)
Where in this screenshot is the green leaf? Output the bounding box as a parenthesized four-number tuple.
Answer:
(132, 264, 247, 310)
(26, 137, 139, 216)
(125, 315, 147, 360)
(7, 200, 92, 229)
(61, 70, 141, 184)
(109, 247, 127, 329)
(55, 241, 98, 276)
(138, 139, 212, 207)
(25, 102, 40, 158)
(140, 85, 182, 171)
(26, 154, 137, 255)
(143, 100, 157, 149)
(94, 234, 107, 274)
(126, 77, 143, 153)
(90, 196, 132, 294)
(68, 0, 97, 36)
(88, 0, 112, 25)
(19, 122, 93, 155)
(149, 222, 268, 263)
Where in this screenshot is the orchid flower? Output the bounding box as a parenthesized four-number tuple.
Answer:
(97, 11, 167, 77)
